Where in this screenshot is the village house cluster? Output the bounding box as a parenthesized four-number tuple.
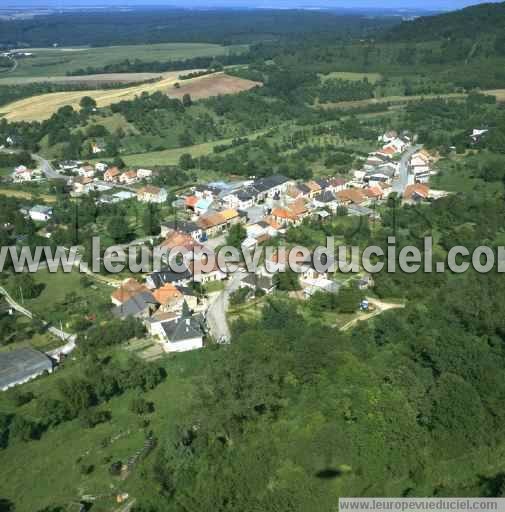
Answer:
(5, 128, 439, 359)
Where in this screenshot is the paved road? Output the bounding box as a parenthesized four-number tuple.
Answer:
(392, 144, 423, 194)
(206, 272, 245, 343)
(32, 153, 68, 181)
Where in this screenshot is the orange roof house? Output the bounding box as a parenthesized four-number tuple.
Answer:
(264, 217, 282, 231)
(111, 278, 149, 306)
(219, 208, 239, 222)
(161, 231, 201, 252)
(336, 188, 368, 205)
(290, 198, 308, 216)
(104, 167, 120, 182)
(379, 146, 396, 156)
(363, 186, 383, 200)
(305, 180, 322, 197)
(120, 170, 138, 183)
(153, 283, 184, 312)
(271, 207, 297, 221)
(185, 195, 198, 209)
(404, 184, 430, 201)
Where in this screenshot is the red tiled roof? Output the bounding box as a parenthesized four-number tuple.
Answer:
(111, 278, 149, 304)
(404, 184, 429, 200)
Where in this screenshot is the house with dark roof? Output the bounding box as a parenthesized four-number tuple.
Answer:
(0, 348, 53, 391)
(158, 315, 204, 352)
(112, 291, 159, 320)
(160, 220, 202, 241)
(241, 273, 276, 294)
(313, 190, 338, 211)
(146, 267, 193, 289)
(252, 175, 291, 201)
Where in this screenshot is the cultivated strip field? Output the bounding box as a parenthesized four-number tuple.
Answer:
(6, 43, 248, 77)
(0, 73, 164, 86)
(0, 71, 261, 122)
(319, 71, 383, 83)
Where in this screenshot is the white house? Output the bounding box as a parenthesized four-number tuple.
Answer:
(379, 130, 398, 144)
(410, 152, 431, 183)
(252, 175, 292, 202)
(78, 165, 95, 178)
(72, 176, 94, 195)
(119, 170, 139, 185)
(95, 162, 108, 173)
(158, 315, 204, 353)
(383, 137, 408, 154)
(137, 168, 153, 180)
(13, 166, 34, 183)
(221, 189, 256, 210)
(28, 205, 53, 222)
(91, 143, 104, 154)
(137, 186, 168, 204)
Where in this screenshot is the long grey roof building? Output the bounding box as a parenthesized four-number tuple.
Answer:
(0, 348, 53, 391)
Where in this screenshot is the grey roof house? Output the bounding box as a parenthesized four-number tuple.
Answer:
(159, 314, 204, 352)
(0, 348, 53, 391)
(112, 291, 159, 320)
(146, 267, 193, 289)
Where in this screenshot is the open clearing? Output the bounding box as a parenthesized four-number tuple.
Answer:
(6, 42, 248, 77)
(0, 71, 261, 122)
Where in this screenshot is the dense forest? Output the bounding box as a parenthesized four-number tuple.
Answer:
(0, 9, 399, 48)
(387, 1, 505, 42)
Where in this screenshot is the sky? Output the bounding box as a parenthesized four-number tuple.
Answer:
(3, 0, 502, 11)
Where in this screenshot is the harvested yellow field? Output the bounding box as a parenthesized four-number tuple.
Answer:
(485, 89, 505, 101)
(0, 71, 261, 122)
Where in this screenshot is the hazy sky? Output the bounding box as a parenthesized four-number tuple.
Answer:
(4, 0, 502, 10)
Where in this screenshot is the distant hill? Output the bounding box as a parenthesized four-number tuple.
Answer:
(386, 1, 505, 42)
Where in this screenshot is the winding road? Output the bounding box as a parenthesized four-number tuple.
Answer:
(32, 153, 68, 181)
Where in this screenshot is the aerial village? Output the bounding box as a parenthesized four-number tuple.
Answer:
(1, 130, 441, 390)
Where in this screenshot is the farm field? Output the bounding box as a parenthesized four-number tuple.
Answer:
(0, 188, 56, 203)
(0, 71, 260, 122)
(5, 42, 248, 77)
(317, 91, 469, 109)
(0, 72, 164, 86)
(317, 89, 505, 109)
